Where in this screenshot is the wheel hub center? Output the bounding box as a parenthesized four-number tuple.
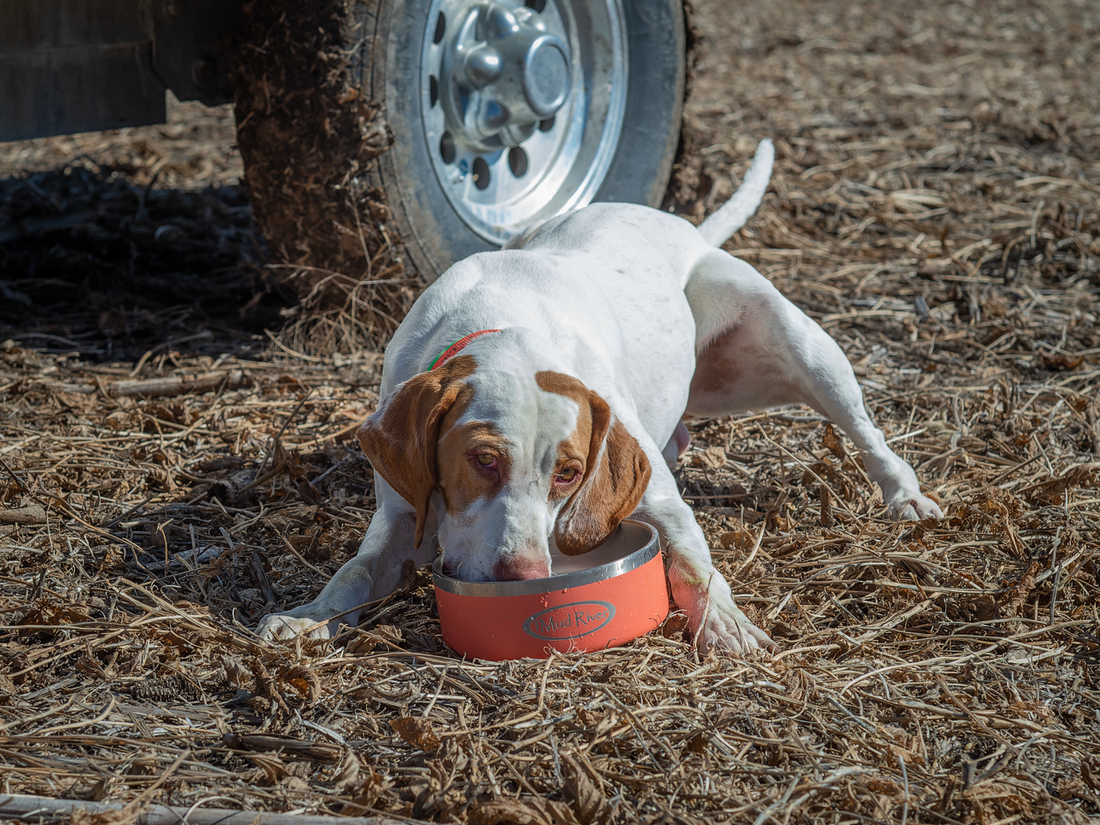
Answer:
(440, 1, 572, 151)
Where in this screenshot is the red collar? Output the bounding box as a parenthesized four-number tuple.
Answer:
(428, 329, 500, 371)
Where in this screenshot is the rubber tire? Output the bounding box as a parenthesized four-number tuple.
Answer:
(370, 0, 687, 282)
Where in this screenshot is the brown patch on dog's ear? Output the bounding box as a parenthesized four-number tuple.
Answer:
(542, 379, 651, 556)
(357, 356, 476, 547)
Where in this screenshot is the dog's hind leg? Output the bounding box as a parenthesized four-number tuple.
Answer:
(683, 251, 941, 520)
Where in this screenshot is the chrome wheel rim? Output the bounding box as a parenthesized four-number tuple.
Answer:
(421, 0, 627, 245)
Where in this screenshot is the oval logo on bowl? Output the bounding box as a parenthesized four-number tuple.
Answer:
(522, 601, 616, 641)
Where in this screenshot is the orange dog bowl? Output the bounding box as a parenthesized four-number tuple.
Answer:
(433, 520, 669, 660)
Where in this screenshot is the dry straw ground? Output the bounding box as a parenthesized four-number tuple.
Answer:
(1, 0, 1098, 823)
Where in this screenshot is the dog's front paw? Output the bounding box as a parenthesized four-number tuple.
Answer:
(256, 606, 338, 642)
(887, 492, 943, 521)
(694, 598, 777, 656)
(667, 555, 776, 656)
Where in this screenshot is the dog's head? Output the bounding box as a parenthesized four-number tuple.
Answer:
(357, 333, 650, 581)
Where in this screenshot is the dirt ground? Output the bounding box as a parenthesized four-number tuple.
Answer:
(1, 0, 1098, 823)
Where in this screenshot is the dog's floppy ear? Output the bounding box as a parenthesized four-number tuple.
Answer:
(555, 393, 652, 555)
(357, 356, 475, 547)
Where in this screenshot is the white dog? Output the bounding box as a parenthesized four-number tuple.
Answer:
(258, 140, 942, 653)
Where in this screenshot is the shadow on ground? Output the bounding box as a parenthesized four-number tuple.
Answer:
(1, 161, 288, 362)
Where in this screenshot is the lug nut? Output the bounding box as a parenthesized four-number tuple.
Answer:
(464, 46, 503, 88)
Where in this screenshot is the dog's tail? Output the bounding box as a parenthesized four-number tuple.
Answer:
(696, 138, 774, 247)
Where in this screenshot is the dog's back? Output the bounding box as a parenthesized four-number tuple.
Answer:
(384, 139, 777, 415)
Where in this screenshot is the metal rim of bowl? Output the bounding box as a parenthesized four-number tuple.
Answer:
(432, 519, 657, 597)
(420, 0, 628, 245)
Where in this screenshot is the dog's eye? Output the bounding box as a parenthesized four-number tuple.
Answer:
(476, 453, 496, 467)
